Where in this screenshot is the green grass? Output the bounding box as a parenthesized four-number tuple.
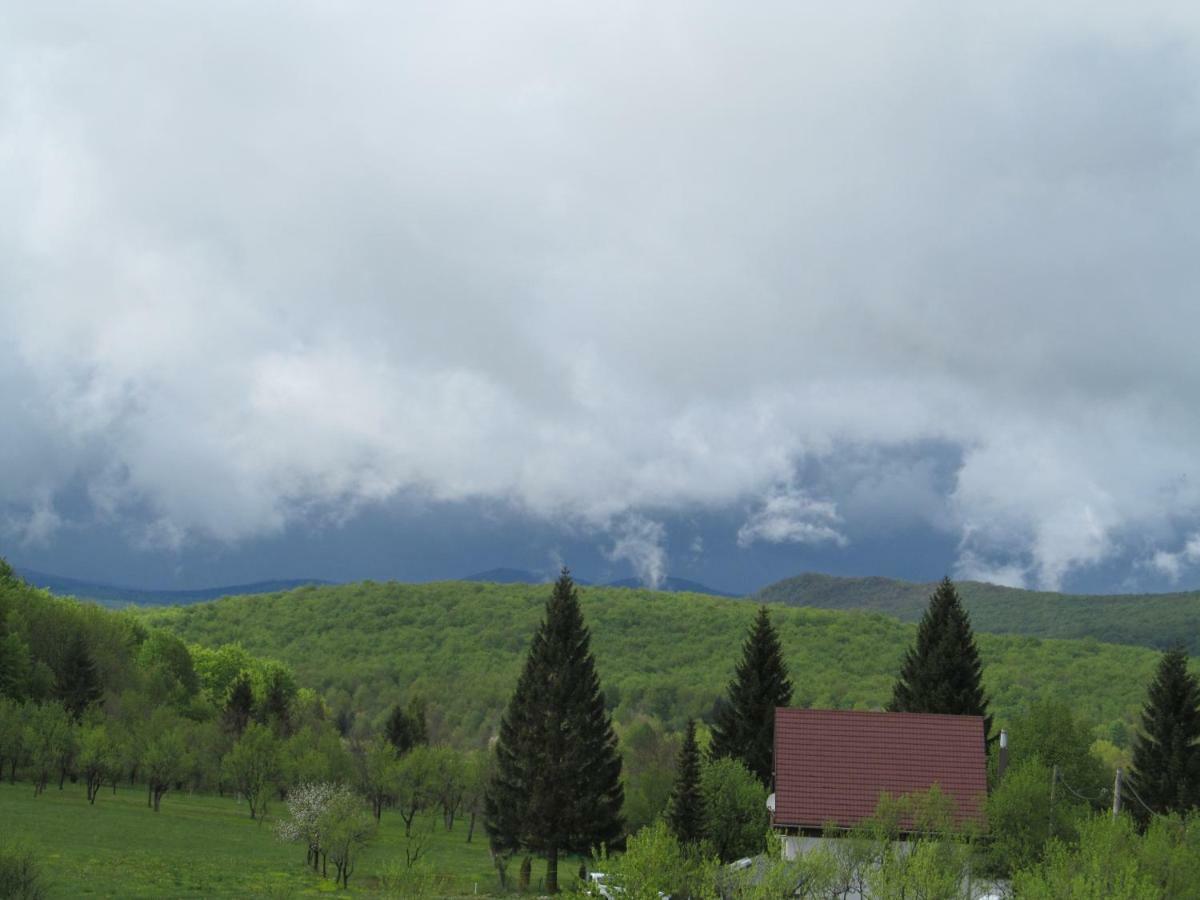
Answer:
(0, 780, 566, 898)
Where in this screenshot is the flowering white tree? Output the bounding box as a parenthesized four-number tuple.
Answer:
(276, 782, 375, 888)
(276, 782, 337, 874)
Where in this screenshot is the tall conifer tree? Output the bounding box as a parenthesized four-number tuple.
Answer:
(224, 672, 255, 737)
(709, 606, 792, 785)
(1126, 646, 1200, 821)
(484, 568, 624, 893)
(667, 718, 706, 844)
(55, 631, 102, 720)
(888, 577, 992, 738)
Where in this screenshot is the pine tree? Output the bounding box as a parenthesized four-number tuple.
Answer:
(259, 668, 294, 736)
(709, 606, 793, 785)
(54, 631, 103, 720)
(1126, 646, 1200, 821)
(224, 672, 255, 738)
(384, 697, 429, 754)
(667, 718, 706, 844)
(888, 577, 993, 738)
(484, 568, 624, 893)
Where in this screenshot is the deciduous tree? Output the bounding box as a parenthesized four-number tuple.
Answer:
(223, 722, 281, 819)
(700, 757, 768, 862)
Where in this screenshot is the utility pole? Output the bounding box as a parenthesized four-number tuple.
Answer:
(1113, 767, 1123, 820)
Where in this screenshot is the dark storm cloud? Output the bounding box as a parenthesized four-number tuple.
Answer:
(4, 2, 1200, 589)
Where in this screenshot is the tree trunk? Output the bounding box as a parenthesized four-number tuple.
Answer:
(546, 846, 559, 894)
(147, 784, 153, 808)
(518, 856, 531, 890)
(466, 811, 476, 843)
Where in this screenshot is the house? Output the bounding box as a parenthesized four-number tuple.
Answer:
(771, 708, 988, 859)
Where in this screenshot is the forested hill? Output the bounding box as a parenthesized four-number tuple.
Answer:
(140, 580, 1163, 750)
(15, 568, 331, 607)
(756, 573, 1200, 653)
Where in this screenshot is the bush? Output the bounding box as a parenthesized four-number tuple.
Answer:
(700, 758, 768, 862)
(0, 844, 45, 900)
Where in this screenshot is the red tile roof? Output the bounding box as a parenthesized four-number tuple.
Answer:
(773, 708, 987, 832)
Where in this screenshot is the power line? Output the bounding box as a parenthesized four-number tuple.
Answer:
(1121, 778, 1171, 822)
(1054, 771, 1108, 805)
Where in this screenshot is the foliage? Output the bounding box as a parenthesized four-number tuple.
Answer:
(77, 720, 119, 805)
(709, 606, 792, 785)
(320, 784, 377, 888)
(619, 716, 679, 834)
(21, 703, 74, 796)
(667, 718, 706, 845)
(589, 820, 720, 900)
(136, 579, 1162, 752)
(0, 842, 44, 900)
(983, 758, 1087, 876)
(699, 757, 768, 862)
(1126, 645, 1200, 821)
(275, 781, 337, 873)
(1012, 812, 1200, 899)
(223, 672, 255, 738)
(485, 569, 624, 893)
(757, 571, 1200, 654)
(392, 744, 438, 837)
(223, 722, 281, 820)
(823, 787, 982, 900)
(383, 699, 427, 755)
(1008, 698, 1110, 801)
(888, 577, 992, 739)
(142, 713, 191, 812)
(53, 631, 103, 721)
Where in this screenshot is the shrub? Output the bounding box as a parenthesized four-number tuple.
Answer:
(0, 844, 45, 900)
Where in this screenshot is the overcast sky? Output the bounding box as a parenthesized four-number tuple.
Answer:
(4, 2, 1200, 594)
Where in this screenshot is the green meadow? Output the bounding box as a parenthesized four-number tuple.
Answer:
(0, 780, 560, 897)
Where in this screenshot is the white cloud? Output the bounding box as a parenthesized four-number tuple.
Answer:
(737, 487, 847, 549)
(3, 3, 1200, 586)
(605, 515, 668, 588)
(1150, 534, 1200, 583)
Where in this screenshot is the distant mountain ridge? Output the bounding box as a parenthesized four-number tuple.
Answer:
(756, 572, 1200, 653)
(15, 568, 333, 607)
(463, 568, 738, 597)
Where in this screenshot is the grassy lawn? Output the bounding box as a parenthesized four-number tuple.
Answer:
(0, 780, 583, 897)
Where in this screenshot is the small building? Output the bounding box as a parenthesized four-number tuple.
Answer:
(771, 708, 988, 857)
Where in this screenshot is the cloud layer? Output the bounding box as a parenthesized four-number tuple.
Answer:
(4, 2, 1200, 589)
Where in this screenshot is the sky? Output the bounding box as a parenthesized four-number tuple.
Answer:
(3, 2, 1200, 595)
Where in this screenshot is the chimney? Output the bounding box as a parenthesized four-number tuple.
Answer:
(998, 729, 1009, 780)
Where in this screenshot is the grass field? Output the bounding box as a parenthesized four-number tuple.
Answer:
(0, 780, 575, 897)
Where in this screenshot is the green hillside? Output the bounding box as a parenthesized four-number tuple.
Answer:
(140, 580, 1161, 749)
(757, 573, 1200, 653)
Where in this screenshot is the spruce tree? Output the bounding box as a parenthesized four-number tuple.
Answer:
(384, 697, 429, 754)
(709, 606, 793, 785)
(54, 631, 103, 720)
(1126, 646, 1200, 821)
(888, 577, 993, 739)
(667, 718, 706, 844)
(224, 672, 255, 737)
(484, 568, 624, 893)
